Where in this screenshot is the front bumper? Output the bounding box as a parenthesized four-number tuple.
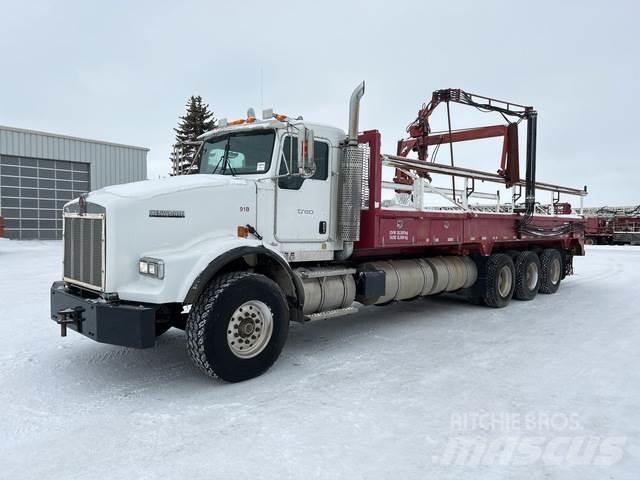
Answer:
(50, 281, 157, 348)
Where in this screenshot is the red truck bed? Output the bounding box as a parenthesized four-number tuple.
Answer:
(353, 130, 585, 259)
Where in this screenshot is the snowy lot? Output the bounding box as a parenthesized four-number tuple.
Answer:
(1, 240, 639, 479)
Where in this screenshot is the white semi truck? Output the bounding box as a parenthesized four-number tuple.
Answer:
(51, 83, 587, 382)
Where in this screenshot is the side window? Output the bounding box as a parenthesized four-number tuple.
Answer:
(278, 136, 329, 190)
(278, 137, 300, 189)
(313, 142, 329, 181)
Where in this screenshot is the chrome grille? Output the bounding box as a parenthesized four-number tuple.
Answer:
(63, 213, 105, 291)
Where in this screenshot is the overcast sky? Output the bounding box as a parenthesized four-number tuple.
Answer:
(1, 0, 638, 206)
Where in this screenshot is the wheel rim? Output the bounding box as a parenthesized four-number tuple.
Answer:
(549, 258, 561, 285)
(526, 262, 539, 291)
(226, 300, 274, 359)
(498, 266, 513, 297)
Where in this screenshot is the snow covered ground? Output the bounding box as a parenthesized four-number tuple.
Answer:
(0, 240, 639, 479)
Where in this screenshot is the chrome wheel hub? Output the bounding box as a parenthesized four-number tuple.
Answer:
(526, 262, 539, 290)
(227, 300, 273, 359)
(550, 258, 561, 285)
(498, 266, 513, 297)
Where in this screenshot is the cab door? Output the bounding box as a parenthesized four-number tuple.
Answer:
(275, 135, 332, 243)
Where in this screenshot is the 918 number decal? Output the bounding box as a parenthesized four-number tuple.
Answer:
(240, 206, 250, 213)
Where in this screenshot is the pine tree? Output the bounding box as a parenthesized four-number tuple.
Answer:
(171, 96, 216, 175)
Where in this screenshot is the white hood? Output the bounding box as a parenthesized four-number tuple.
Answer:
(96, 174, 248, 200)
(70, 173, 259, 295)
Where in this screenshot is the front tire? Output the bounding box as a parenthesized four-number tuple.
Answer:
(186, 272, 289, 382)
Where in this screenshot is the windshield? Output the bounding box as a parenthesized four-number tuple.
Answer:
(198, 130, 275, 175)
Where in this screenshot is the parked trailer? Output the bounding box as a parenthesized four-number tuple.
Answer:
(583, 206, 640, 245)
(51, 83, 587, 382)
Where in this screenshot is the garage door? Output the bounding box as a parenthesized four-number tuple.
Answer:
(0, 155, 90, 240)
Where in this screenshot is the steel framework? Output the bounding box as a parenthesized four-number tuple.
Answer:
(395, 89, 548, 217)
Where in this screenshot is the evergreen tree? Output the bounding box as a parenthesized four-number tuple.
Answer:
(171, 96, 216, 175)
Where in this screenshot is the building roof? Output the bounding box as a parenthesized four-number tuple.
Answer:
(0, 124, 149, 152)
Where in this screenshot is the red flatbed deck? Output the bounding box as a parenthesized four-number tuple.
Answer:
(353, 130, 585, 259)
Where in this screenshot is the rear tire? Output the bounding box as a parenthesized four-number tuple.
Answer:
(186, 272, 289, 382)
(483, 254, 515, 308)
(513, 251, 541, 301)
(539, 249, 562, 294)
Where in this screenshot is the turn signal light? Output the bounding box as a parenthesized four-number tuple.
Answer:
(237, 226, 249, 238)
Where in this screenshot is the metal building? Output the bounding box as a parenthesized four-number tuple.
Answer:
(0, 125, 148, 240)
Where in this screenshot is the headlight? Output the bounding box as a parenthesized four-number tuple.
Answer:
(139, 257, 164, 279)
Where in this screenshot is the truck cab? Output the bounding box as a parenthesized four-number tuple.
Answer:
(51, 84, 368, 381)
(194, 119, 347, 260)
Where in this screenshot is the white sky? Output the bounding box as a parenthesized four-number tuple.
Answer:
(1, 0, 638, 206)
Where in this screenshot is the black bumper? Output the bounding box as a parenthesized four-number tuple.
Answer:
(50, 281, 157, 348)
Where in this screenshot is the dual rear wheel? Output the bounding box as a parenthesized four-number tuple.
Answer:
(482, 249, 563, 308)
(513, 251, 541, 300)
(539, 249, 563, 294)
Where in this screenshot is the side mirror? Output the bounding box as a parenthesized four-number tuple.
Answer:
(297, 127, 315, 178)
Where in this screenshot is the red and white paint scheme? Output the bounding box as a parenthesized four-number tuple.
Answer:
(51, 82, 588, 382)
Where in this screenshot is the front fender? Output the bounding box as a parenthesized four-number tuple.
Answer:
(182, 244, 305, 311)
(117, 237, 286, 305)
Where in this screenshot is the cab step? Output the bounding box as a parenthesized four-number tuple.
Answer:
(306, 306, 358, 321)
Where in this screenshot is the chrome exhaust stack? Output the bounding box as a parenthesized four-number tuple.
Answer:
(336, 82, 366, 260)
(348, 81, 365, 145)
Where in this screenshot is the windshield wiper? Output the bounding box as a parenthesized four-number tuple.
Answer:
(210, 142, 226, 175)
(210, 139, 234, 175)
(221, 141, 237, 176)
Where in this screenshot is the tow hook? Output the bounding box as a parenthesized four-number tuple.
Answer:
(56, 306, 85, 337)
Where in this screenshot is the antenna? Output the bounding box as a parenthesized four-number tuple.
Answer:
(260, 67, 264, 112)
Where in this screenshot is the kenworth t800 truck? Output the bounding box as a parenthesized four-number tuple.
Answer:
(51, 82, 587, 382)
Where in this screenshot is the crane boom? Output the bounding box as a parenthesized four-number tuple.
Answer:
(397, 88, 539, 217)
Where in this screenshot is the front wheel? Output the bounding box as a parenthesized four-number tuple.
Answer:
(186, 272, 289, 382)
